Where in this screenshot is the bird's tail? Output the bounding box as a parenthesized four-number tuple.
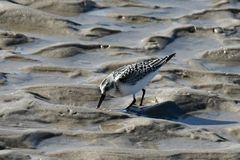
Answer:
(151, 53, 176, 69)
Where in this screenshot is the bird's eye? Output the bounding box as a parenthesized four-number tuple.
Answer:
(105, 86, 109, 90)
(105, 83, 113, 91)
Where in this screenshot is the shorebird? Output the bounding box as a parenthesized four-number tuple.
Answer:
(97, 53, 176, 110)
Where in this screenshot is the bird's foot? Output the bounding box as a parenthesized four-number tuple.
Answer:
(125, 106, 132, 112)
(97, 107, 111, 112)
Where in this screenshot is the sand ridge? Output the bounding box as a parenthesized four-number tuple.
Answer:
(0, 0, 240, 159)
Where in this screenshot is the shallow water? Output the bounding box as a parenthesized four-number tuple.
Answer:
(0, 0, 240, 160)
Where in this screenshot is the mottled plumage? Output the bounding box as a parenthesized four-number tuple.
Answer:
(97, 53, 176, 109)
(113, 56, 173, 85)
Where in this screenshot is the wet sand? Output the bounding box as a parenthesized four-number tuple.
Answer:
(0, 0, 240, 159)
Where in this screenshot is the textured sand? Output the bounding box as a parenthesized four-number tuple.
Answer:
(0, 0, 240, 160)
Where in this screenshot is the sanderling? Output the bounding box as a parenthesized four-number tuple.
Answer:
(97, 53, 176, 110)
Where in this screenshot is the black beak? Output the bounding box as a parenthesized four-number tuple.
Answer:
(96, 94, 106, 109)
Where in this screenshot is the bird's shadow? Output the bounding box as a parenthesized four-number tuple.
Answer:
(122, 101, 237, 125)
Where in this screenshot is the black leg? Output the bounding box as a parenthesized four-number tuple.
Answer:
(126, 94, 136, 110)
(140, 89, 145, 106)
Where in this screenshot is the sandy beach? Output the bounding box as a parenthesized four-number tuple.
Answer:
(0, 0, 240, 159)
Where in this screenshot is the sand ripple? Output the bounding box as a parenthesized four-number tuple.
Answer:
(0, 0, 240, 159)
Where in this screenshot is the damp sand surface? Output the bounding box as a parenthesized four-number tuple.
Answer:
(0, 0, 240, 159)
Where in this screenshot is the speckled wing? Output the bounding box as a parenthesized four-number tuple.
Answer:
(113, 53, 175, 85)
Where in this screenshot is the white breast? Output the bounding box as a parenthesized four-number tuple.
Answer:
(117, 71, 158, 96)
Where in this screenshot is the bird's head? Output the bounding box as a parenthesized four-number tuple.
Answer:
(100, 78, 115, 95)
(96, 77, 115, 109)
